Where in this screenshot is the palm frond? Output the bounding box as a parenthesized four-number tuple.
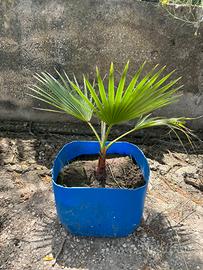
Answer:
(106, 115, 195, 150)
(133, 115, 196, 147)
(84, 63, 182, 126)
(29, 72, 93, 122)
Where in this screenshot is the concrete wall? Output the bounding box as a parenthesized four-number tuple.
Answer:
(0, 0, 202, 129)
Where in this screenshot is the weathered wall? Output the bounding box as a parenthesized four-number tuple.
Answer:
(0, 0, 202, 129)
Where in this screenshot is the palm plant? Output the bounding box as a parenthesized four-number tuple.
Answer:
(29, 62, 193, 183)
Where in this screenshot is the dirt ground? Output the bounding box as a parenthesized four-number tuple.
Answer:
(0, 129, 202, 270)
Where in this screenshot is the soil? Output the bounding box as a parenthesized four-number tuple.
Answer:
(57, 156, 144, 188)
(0, 127, 202, 270)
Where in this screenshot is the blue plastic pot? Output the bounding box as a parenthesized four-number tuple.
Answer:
(52, 141, 150, 237)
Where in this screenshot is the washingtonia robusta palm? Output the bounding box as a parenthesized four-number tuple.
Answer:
(28, 62, 194, 182)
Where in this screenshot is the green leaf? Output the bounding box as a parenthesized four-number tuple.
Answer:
(96, 66, 108, 106)
(84, 76, 103, 110)
(108, 62, 115, 105)
(29, 72, 93, 122)
(115, 61, 129, 104)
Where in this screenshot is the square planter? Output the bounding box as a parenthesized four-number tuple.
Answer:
(52, 141, 150, 237)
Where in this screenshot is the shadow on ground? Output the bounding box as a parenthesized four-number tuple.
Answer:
(29, 199, 202, 270)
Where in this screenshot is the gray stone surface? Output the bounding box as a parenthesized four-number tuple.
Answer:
(0, 131, 203, 270)
(0, 0, 202, 129)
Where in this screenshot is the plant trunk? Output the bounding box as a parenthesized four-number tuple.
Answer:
(96, 148, 107, 187)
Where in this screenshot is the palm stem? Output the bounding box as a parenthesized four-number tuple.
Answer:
(96, 122, 113, 185)
(87, 122, 101, 145)
(100, 124, 112, 150)
(106, 126, 137, 150)
(96, 146, 107, 186)
(101, 121, 106, 145)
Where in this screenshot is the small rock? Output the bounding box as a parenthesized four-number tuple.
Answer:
(193, 174, 198, 179)
(6, 164, 17, 172)
(20, 192, 30, 201)
(184, 175, 203, 191)
(6, 164, 29, 173)
(148, 183, 153, 191)
(175, 166, 196, 176)
(160, 165, 171, 175)
(149, 160, 160, 171)
(28, 160, 36, 164)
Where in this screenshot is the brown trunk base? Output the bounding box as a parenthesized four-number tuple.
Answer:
(96, 155, 107, 187)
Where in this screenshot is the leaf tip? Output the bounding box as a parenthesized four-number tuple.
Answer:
(110, 62, 114, 70)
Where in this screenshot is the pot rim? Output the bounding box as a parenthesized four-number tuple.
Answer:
(52, 140, 150, 191)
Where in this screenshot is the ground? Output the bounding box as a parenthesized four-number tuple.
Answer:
(0, 129, 202, 270)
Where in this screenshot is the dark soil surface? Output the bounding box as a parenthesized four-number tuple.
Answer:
(57, 156, 144, 188)
(0, 128, 202, 270)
